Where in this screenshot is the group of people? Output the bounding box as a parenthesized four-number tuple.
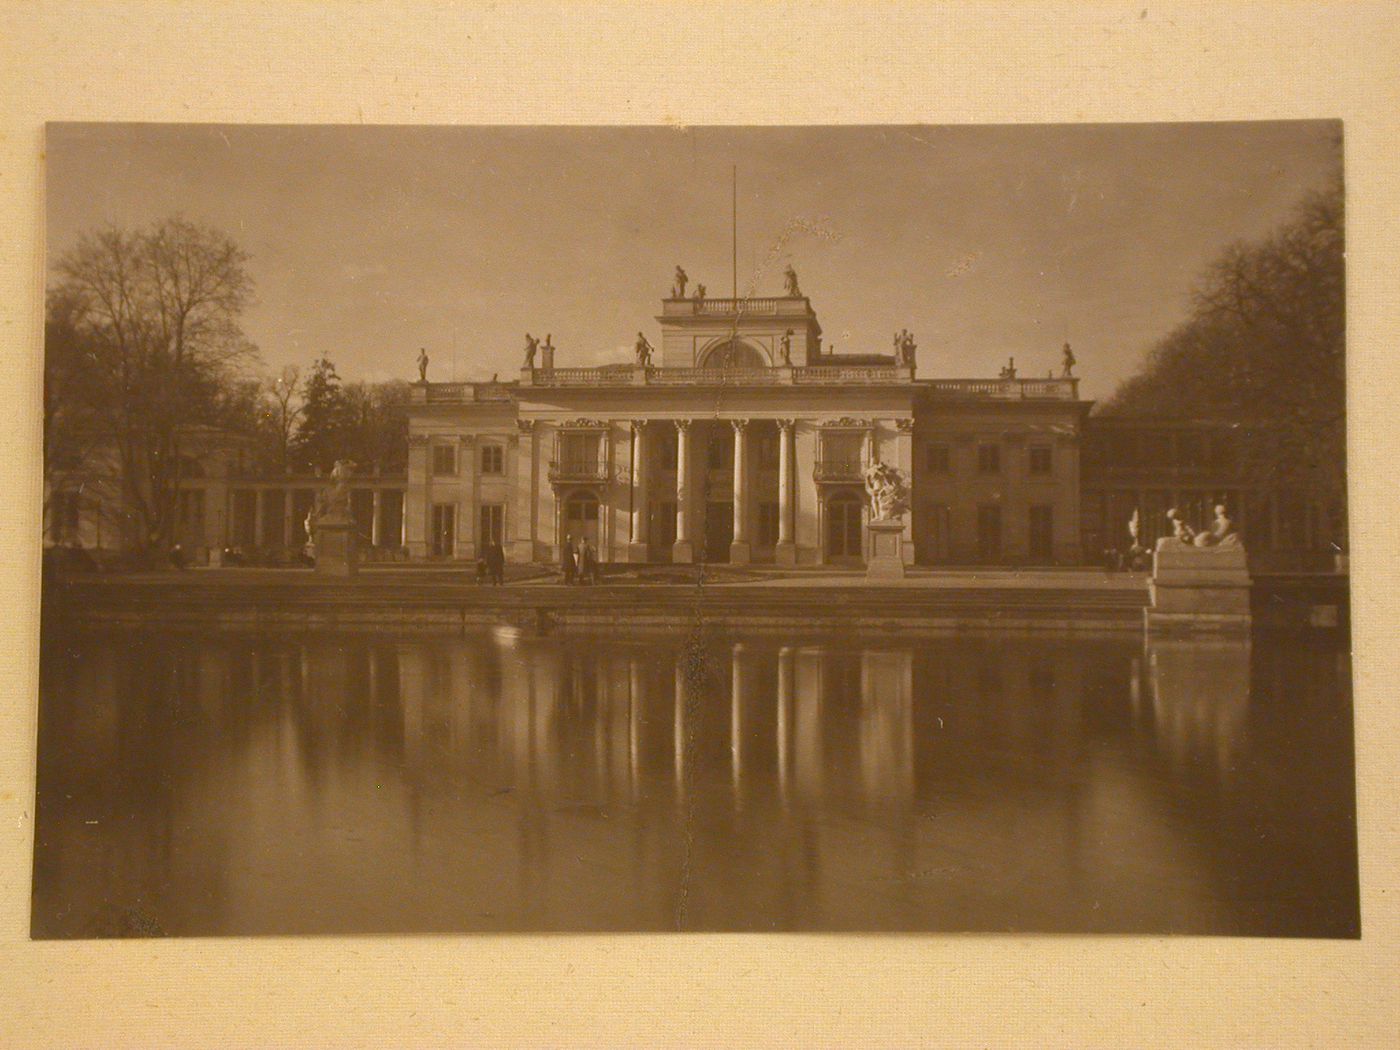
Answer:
(560, 533, 601, 585)
(475, 539, 506, 585)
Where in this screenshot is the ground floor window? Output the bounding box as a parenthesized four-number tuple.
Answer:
(826, 491, 864, 563)
(479, 503, 503, 547)
(431, 502, 456, 557)
(977, 504, 1002, 562)
(1029, 504, 1054, 563)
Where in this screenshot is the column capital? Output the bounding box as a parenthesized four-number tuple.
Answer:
(730, 417, 751, 433)
(776, 418, 797, 431)
(629, 418, 651, 432)
(516, 419, 536, 434)
(673, 418, 692, 432)
(895, 418, 915, 433)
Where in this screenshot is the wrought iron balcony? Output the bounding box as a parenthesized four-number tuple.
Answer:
(547, 460, 610, 485)
(813, 459, 866, 484)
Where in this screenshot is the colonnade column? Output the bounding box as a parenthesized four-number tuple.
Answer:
(776, 418, 797, 566)
(628, 420, 650, 562)
(730, 418, 751, 565)
(253, 488, 266, 549)
(282, 489, 295, 547)
(370, 489, 383, 547)
(672, 419, 694, 563)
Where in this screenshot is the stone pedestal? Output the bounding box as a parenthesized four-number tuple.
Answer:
(672, 540, 694, 564)
(313, 518, 358, 577)
(774, 541, 797, 567)
(866, 520, 906, 581)
(1147, 539, 1250, 632)
(729, 541, 752, 566)
(627, 542, 650, 563)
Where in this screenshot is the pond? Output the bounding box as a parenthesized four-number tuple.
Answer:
(31, 628, 1357, 936)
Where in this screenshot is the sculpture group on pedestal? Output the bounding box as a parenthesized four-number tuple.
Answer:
(1160, 505, 1241, 551)
(892, 329, 917, 368)
(862, 460, 910, 522)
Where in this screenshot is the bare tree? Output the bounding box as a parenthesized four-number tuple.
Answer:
(264, 364, 302, 471)
(49, 217, 257, 553)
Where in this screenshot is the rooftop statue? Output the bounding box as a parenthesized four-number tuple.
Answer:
(779, 328, 793, 365)
(863, 460, 909, 522)
(692, 283, 706, 303)
(673, 265, 688, 299)
(894, 329, 917, 367)
(416, 347, 429, 383)
(634, 331, 654, 367)
(1062, 341, 1076, 377)
(522, 333, 539, 369)
(783, 264, 801, 297)
(999, 356, 1018, 379)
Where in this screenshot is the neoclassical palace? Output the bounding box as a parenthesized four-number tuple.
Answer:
(404, 290, 1088, 567)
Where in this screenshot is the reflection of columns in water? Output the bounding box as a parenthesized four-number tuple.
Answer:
(776, 646, 794, 808)
(1148, 639, 1251, 782)
(628, 658, 643, 802)
(396, 643, 427, 763)
(731, 642, 746, 807)
(859, 650, 914, 803)
(673, 659, 687, 807)
(793, 649, 825, 800)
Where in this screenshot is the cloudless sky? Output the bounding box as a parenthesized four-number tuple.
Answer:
(45, 122, 1340, 401)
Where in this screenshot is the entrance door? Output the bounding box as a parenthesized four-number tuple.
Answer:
(563, 491, 601, 548)
(826, 491, 864, 565)
(977, 504, 1002, 563)
(704, 501, 733, 562)
(1029, 505, 1054, 563)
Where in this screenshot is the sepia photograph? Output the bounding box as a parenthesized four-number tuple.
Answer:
(33, 120, 1354, 938)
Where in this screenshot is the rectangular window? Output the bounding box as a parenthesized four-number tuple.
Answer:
(977, 504, 1002, 562)
(431, 502, 456, 557)
(478, 503, 503, 547)
(977, 443, 1001, 474)
(755, 430, 779, 469)
(706, 432, 731, 469)
(557, 433, 598, 474)
(1029, 505, 1054, 562)
(926, 444, 950, 474)
(1028, 445, 1052, 475)
(658, 431, 678, 470)
(432, 444, 457, 477)
(480, 444, 504, 475)
(757, 501, 780, 546)
(820, 432, 864, 473)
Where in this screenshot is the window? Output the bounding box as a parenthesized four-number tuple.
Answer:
(432, 444, 457, 477)
(977, 504, 1002, 561)
(1028, 445, 1052, 475)
(557, 433, 598, 474)
(757, 501, 780, 546)
(707, 431, 731, 469)
(480, 444, 504, 475)
(926, 444, 950, 474)
(431, 502, 456, 557)
(1029, 505, 1054, 562)
(820, 432, 864, 472)
(755, 430, 780, 469)
(977, 443, 1000, 474)
(479, 503, 504, 547)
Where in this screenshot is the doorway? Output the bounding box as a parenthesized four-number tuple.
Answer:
(825, 491, 864, 565)
(563, 490, 601, 548)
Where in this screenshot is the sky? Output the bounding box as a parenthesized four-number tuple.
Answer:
(45, 122, 1340, 401)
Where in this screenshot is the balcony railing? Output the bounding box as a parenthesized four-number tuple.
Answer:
(547, 461, 610, 484)
(813, 459, 866, 484)
(922, 377, 1078, 400)
(660, 295, 811, 317)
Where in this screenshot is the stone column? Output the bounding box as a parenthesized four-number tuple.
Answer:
(628, 420, 650, 562)
(253, 488, 266, 549)
(282, 488, 295, 548)
(672, 419, 694, 563)
(895, 418, 915, 566)
(370, 488, 382, 548)
(776, 418, 797, 566)
(793, 421, 818, 564)
(511, 421, 536, 562)
(405, 435, 428, 558)
(730, 418, 752, 564)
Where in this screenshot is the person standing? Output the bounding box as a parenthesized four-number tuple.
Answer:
(579, 536, 596, 586)
(488, 540, 505, 586)
(561, 533, 576, 585)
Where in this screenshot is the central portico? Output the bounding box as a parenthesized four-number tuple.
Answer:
(404, 282, 1086, 569)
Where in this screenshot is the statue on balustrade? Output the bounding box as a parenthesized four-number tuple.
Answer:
(779, 328, 793, 365)
(999, 357, 1018, 379)
(863, 461, 910, 522)
(783, 263, 801, 297)
(1061, 341, 1076, 377)
(634, 331, 654, 367)
(692, 283, 706, 305)
(893, 329, 916, 367)
(522, 333, 539, 369)
(416, 347, 429, 383)
(673, 265, 688, 299)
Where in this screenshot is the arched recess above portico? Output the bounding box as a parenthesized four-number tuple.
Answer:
(697, 337, 769, 369)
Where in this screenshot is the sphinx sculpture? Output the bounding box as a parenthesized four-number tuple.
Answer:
(1160, 505, 1242, 551)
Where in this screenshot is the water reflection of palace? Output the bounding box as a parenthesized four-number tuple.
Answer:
(33, 630, 1357, 936)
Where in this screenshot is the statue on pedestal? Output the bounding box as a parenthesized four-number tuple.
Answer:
(522, 333, 539, 369)
(692, 283, 706, 305)
(673, 266, 688, 299)
(1161, 505, 1242, 550)
(893, 329, 916, 367)
(783, 264, 801, 297)
(1061, 341, 1076, 377)
(416, 347, 429, 383)
(779, 328, 793, 365)
(862, 461, 909, 522)
(634, 331, 654, 367)
(999, 357, 1018, 379)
